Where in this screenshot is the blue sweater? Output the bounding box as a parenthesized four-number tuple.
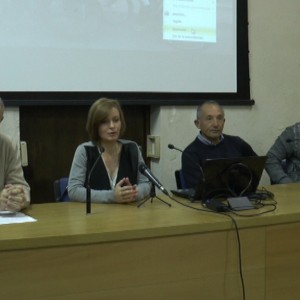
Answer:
(182, 134, 257, 189)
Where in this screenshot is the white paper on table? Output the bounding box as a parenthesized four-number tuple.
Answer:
(0, 211, 37, 225)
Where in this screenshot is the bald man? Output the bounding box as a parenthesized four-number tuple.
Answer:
(182, 100, 257, 189)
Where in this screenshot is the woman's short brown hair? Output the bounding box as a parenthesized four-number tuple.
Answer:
(86, 98, 126, 142)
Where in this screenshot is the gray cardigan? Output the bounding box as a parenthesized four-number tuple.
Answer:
(68, 139, 151, 203)
(265, 122, 300, 184)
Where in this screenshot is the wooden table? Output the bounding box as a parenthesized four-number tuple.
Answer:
(1, 183, 300, 300)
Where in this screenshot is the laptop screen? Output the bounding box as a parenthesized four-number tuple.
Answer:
(192, 156, 267, 201)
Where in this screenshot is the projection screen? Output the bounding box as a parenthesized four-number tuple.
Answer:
(0, 0, 251, 105)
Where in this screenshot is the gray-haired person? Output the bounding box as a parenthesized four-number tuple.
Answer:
(0, 97, 30, 212)
(266, 122, 300, 184)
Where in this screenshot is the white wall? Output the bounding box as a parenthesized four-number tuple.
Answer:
(2, 0, 300, 192)
(1, 107, 20, 146)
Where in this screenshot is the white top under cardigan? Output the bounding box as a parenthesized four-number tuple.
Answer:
(68, 139, 151, 203)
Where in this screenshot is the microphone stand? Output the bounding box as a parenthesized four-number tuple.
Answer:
(137, 183, 171, 208)
(86, 146, 104, 214)
(86, 183, 92, 214)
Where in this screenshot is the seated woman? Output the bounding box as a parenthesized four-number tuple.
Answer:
(68, 98, 151, 203)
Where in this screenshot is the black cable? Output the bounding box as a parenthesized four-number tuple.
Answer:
(199, 162, 254, 200)
(225, 213, 246, 300)
(168, 192, 276, 300)
(169, 194, 214, 213)
(228, 188, 277, 216)
(166, 184, 276, 299)
(228, 203, 277, 217)
(222, 162, 253, 197)
(203, 189, 233, 200)
(168, 195, 246, 300)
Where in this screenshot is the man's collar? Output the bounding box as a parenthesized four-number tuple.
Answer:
(197, 131, 224, 145)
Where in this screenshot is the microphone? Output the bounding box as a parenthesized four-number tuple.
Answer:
(138, 163, 169, 196)
(168, 144, 205, 182)
(286, 138, 300, 143)
(168, 144, 183, 152)
(86, 146, 105, 214)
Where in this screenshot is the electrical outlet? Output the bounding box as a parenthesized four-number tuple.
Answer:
(147, 135, 160, 158)
(20, 141, 28, 167)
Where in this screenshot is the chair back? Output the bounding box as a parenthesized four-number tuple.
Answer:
(54, 177, 70, 201)
(175, 169, 187, 189)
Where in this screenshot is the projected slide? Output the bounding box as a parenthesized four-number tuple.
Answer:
(163, 0, 217, 43)
(0, 0, 237, 94)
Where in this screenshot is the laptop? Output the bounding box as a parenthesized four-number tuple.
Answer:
(171, 156, 267, 202)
